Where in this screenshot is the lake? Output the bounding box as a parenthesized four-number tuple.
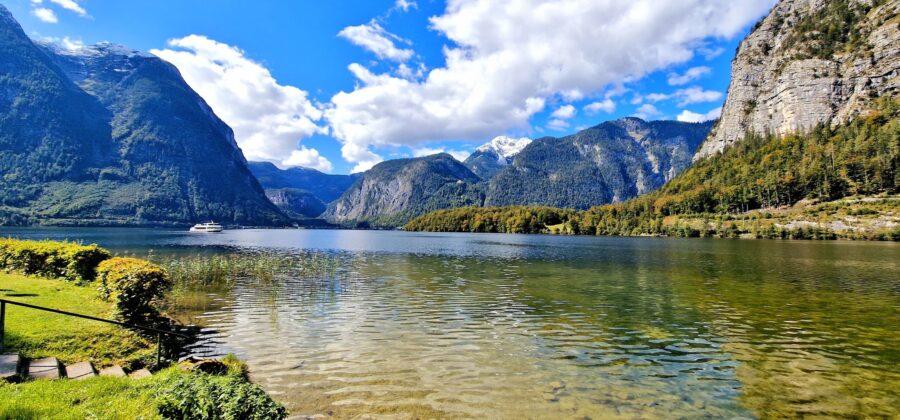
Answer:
(3, 228, 898, 418)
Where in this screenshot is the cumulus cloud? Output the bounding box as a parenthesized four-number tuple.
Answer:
(584, 99, 616, 114)
(150, 35, 330, 170)
(667, 66, 711, 86)
(326, 0, 772, 168)
(338, 21, 414, 62)
(32, 7, 57, 23)
(551, 104, 576, 119)
(676, 107, 722, 122)
(282, 146, 333, 172)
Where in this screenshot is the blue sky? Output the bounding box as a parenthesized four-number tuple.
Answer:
(7, 0, 774, 174)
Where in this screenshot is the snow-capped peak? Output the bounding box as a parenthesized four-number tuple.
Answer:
(475, 136, 531, 159)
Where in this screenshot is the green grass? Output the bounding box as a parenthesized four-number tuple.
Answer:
(0, 272, 154, 368)
(0, 372, 160, 419)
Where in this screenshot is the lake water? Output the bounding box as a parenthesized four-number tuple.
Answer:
(3, 228, 899, 418)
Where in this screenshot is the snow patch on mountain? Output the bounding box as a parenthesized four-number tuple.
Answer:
(475, 136, 532, 163)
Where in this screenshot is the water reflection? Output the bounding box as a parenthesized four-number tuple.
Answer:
(2, 228, 897, 417)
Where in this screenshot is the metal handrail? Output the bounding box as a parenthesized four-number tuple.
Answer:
(0, 298, 189, 367)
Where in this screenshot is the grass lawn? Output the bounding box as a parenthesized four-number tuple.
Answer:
(0, 372, 160, 419)
(0, 272, 154, 368)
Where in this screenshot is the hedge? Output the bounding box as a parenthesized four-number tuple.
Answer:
(96, 257, 172, 321)
(0, 238, 111, 282)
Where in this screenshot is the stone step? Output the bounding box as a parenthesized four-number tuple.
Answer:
(27, 357, 61, 380)
(65, 361, 95, 380)
(1, 354, 21, 381)
(128, 368, 152, 379)
(99, 365, 126, 378)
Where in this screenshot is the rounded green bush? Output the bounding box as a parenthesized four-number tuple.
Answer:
(96, 257, 172, 320)
(0, 238, 110, 282)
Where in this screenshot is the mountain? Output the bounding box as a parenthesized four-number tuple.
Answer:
(463, 136, 531, 179)
(247, 161, 359, 203)
(0, 5, 288, 226)
(264, 188, 326, 219)
(247, 161, 359, 218)
(695, 0, 899, 159)
(483, 118, 714, 209)
(323, 153, 483, 227)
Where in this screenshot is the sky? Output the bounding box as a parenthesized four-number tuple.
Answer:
(7, 0, 776, 174)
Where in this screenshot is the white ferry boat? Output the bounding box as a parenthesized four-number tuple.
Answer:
(189, 222, 223, 233)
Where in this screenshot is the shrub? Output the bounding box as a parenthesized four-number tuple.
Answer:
(155, 373, 286, 419)
(96, 257, 172, 320)
(0, 238, 110, 282)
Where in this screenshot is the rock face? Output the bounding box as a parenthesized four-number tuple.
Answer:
(324, 154, 483, 226)
(264, 188, 326, 218)
(0, 5, 289, 226)
(695, 0, 900, 160)
(485, 118, 714, 209)
(464, 136, 532, 179)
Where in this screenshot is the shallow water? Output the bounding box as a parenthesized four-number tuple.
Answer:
(4, 228, 899, 418)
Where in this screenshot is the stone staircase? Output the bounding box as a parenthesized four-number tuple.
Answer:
(1, 353, 152, 382)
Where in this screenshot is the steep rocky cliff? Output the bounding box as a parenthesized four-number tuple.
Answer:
(695, 0, 899, 159)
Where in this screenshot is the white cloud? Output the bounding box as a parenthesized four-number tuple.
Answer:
(547, 118, 570, 131)
(326, 0, 772, 168)
(551, 104, 576, 119)
(150, 35, 329, 170)
(282, 146, 333, 172)
(584, 99, 616, 114)
(672, 86, 722, 106)
(645, 93, 671, 102)
(49, 0, 86, 16)
(676, 107, 722, 122)
(634, 104, 662, 120)
(395, 0, 417, 12)
(338, 21, 414, 62)
(413, 146, 470, 162)
(32, 7, 57, 23)
(643, 86, 723, 107)
(667, 66, 711, 86)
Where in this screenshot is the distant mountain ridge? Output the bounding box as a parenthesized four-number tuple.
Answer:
(484, 118, 714, 209)
(247, 161, 359, 218)
(0, 5, 288, 226)
(323, 119, 714, 226)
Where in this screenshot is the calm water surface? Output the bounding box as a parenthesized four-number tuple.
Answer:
(4, 228, 899, 418)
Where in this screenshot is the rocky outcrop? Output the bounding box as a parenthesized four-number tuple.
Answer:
(695, 0, 900, 160)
